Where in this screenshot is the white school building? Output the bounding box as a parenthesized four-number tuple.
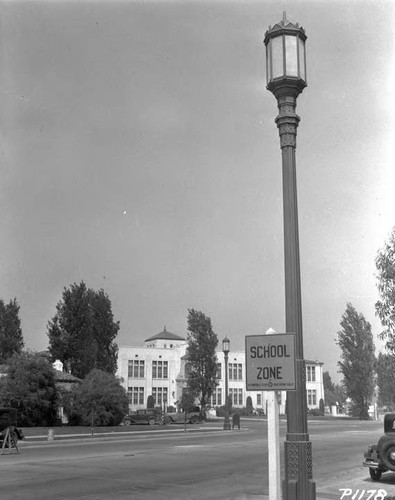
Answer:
(116, 327, 324, 414)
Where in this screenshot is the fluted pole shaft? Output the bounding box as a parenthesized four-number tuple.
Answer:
(275, 94, 316, 500)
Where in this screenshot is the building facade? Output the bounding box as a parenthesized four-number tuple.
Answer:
(116, 327, 325, 414)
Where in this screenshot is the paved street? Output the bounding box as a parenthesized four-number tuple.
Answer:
(1, 419, 394, 500)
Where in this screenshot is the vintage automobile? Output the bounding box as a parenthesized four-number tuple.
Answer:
(122, 408, 162, 426)
(363, 412, 395, 481)
(163, 408, 201, 425)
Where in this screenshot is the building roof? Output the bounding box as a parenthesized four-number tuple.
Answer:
(305, 359, 324, 366)
(53, 370, 81, 383)
(145, 326, 185, 342)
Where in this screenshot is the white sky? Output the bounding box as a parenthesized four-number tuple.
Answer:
(1, 0, 394, 382)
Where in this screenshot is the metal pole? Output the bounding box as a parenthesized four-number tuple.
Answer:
(223, 351, 231, 430)
(275, 94, 316, 499)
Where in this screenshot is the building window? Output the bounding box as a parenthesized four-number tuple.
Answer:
(216, 363, 222, 379)
(229, 388, 243, 406)
(307, 366, 316, 382)
(228, 363, 243, 380)
(152, 387, 168, 406)
(128, 360, 145, 378)
(128, 387, 144, 405)
(307, 389, 317, 406)
(211, 388, 222, 406)
(152, 360, 168, 379)
(257, 394, 262, 406)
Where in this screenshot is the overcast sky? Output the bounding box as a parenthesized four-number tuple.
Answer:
(1, 0, 394, 382)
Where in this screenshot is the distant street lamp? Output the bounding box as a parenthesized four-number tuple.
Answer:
(222, 336, 231, 430)
(264, 12, 316, 500)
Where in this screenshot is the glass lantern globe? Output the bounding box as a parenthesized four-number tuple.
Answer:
(264, 13, 307, 98)
(222, 336, 230, 354)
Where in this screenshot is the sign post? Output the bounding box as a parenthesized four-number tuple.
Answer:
(267, 390, 280, 500)
(246, 331, 296, 500)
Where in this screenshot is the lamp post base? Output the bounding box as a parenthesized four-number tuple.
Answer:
(283, 440, 316, 500)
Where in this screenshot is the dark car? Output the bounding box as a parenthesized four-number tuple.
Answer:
(164, 408, 201, 425)
(123, 408, 162, 426)
(363, 413, 395, 481)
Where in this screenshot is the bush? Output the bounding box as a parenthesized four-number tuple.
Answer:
(65, 369, 128, 426)
(0, 352, 58, 427)
(216, 406, 258, 417)
(308, 408, 323, 417)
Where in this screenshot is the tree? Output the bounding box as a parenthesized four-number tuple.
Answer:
(246, 396, 253, 415)
(65, 369, 128, 426)
(376, 352, 395, 409)
(322, 371, 347, 407)
(323, 371, 335, 405)
(375, 228, 395, 353)
(0, 352, 58, 426)
(177, 389, 198, 428)
(185, 309, 219, 409)
(178, 389, 197, 413)
(0, 298, 24, 363)
(336, 303, 376, 419)
(333, 384, 347, 409)
(47, 281, 119, 379)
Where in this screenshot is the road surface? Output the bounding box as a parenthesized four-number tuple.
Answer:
(1, 418, 394, 500)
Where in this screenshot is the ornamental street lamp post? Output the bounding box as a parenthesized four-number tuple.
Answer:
(222, 336, 231, 430)
(264, 13, 316, 500)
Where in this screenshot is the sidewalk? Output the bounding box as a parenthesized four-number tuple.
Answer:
(20, 423, 234, 443)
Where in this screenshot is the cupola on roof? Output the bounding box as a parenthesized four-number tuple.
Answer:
(144, 326, 185, 342)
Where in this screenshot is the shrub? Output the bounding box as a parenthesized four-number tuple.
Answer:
(66, 369, 128, 426)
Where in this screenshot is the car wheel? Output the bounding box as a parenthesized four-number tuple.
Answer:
(190, 415, 199, 424)
(164, 416, 172, 425)
(369, 468, 382, 481)
(380, 443, 395, 471)
(123, 419, 131, 426)
(148, 417, 156, 425)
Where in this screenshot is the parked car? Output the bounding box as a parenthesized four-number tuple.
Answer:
(122, 408, 162, 426)
(363, 412, 395, 480)
(164, 407, 201, 425)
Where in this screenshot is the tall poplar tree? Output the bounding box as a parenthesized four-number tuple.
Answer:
(47, 281, 119, 378)
(185, 309, 219, 409)
(376, 352, 395, 409)
(336, 303, 376, 419)
(0, 298, 24, 363)
(375, 228, 395, 352)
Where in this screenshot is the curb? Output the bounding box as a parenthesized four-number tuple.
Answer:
(21, 425, 247, 443)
